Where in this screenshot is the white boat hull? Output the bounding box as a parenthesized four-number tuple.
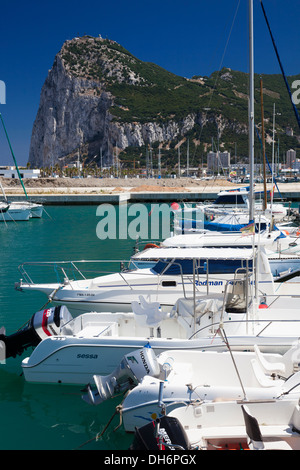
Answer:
(21, 304, 300, 385)
(168, 399, 300, 450)
(18, 269, 251, 315)
(22, 335, 300, 385)
(121, 347, 300, 432)
(29, 204, 43, 218)
(1, 207, 31, 221)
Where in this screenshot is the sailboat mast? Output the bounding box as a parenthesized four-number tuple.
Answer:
(248, 0, 254, 222)
(0, 113, 28, 200)
(260, 77, 267, 211)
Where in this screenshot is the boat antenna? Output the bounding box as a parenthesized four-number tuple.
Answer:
(260, 0, 300, 130)
(259, 77, 268, 212)
(254, 124, 282, 198)
(218, 327, 247, 401)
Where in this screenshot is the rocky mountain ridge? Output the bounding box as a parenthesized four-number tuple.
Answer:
(28, 35, 300, 169)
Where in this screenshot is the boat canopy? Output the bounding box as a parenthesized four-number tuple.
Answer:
(132, 247, 255, 261)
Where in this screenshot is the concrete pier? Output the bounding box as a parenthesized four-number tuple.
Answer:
(2, 181, 300, 205)
(5, 191, 219, 205)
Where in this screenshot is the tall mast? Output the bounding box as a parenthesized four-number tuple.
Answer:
(248, 0, 254, 222)
(186, 139, 189, 177)
(260, 77, 267, 211)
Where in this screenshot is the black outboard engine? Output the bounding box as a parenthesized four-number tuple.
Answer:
(130, 416, 192, 451)
(0, 306, 73, 359)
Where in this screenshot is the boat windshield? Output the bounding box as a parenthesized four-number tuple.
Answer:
(213, 194, 246, 205)
(151, 258, 251, 275)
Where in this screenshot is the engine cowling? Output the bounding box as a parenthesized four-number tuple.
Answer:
(0, 306, 73, 359)
(83, 344, 161, 405)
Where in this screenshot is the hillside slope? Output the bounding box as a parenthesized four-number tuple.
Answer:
(29, 35, 300, 170)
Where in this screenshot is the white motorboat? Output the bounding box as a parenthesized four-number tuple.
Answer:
(162, 230, 300, 256)
(15, 246, 259, 315)
(130, 400, 300, 450)
(189, 187, 287, 223)
(173, 209, 271, 235)
(6, 264, 300, 385)
(108, 346, 300, 432)
(175, 209, 299, 238)
(15, 230, 300, 315)
(172, 189, 288, 237)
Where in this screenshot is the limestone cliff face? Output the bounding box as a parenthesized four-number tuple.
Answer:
(29, 36, 297, 168)
(29, 52, 113, 167)
(28, 36, 249, 167)
(30, 47, 188, 166)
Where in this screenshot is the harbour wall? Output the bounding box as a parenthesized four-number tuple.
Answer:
(5, 190, 300, 205)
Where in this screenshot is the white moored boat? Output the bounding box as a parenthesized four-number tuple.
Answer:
(114, 345, 300, 432)
(0, 183, 33, 221)
(11, 201, 44, 218)
(195, 187, 287, 222)
(15, 246, 259, 315)
(15, 230, 300, 315)
(1, 203, 31, 221)
(3, 252, 300, 385)
(130, 399, 300, 450)
(168, 399, 300, 450)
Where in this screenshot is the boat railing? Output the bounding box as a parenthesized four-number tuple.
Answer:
(189, 317, 300, 341)
(16, 258, 243, 301)
(17, 259, 212, 296)
(17, 259, 153, 287)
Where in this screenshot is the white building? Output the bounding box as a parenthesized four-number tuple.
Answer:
(0, 166, 40, 179)
(207, 151, 231, 171)
(286, 149, 296, 168)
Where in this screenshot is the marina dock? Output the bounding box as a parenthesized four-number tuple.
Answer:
(4, 187, 300, 205)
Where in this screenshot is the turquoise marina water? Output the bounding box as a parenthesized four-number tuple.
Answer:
(0, 205, 154, 450)
(0, 202, 298, 450)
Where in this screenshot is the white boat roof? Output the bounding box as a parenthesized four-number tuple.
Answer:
(217, 189, 249, 196)
(132, 246, 254, 261)
(162, 230, 283, 248)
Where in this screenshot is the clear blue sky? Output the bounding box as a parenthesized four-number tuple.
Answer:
(0, 0, 299, 166)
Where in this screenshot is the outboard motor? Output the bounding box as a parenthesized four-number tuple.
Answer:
(0, 306, 73, 359)
(83, 344, 161, 405)
(130, 416, 192, 450)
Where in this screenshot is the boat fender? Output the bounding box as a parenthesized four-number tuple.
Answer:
(143, 243, 159, 250)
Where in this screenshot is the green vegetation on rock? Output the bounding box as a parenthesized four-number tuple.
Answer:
(58, 36, 299, 167)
